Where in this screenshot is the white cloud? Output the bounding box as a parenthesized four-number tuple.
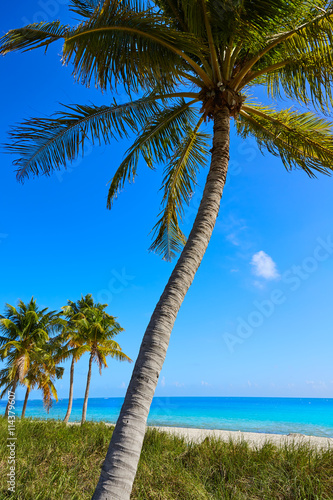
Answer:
(120, 381, 126, 389)
(201, 381, 210, 386)
(160, 376, 166, 387)
(251, 251, 280, 280)
(173, 381, 184, 388)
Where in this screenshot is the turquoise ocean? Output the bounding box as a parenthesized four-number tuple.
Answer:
(1, 397, 332, 437)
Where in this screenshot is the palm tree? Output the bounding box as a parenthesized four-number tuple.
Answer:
(0, 298, 63, 417)
(66, 298, 131, 425)
(60, 294, 129, 424)
(2, 0, 333, 497)
(60, 294, 95, 424)
(0, 349, 64, 419)
(21, 342, 65, 419)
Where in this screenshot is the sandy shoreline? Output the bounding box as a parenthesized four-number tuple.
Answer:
(151, 426, 333, 449)
(66, 421, 333, 449)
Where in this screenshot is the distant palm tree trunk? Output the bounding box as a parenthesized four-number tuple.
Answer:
(92, 108, 231, 500)
(64, 356, 75, 423)
(4, 374, 19, 418)
(21, 386, 31, 418)
(81, 353, 93, 425)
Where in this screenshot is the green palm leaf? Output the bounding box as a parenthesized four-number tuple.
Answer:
(238, 104, 333, 177)
(150, 115, 210, 261)
(69, 0, 102, 18)
(233, 4, 333, 90)
(154, 0, 189, 32)
(63, 0, 210, 92)
(0, 21, 69, 54)
(247, 47, 333, 113)
(106, 98, 199, 208)
(5, 97, 162, 182)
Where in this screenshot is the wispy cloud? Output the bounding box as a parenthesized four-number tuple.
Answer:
(217, 214, 249, 247)
(173, 381, 184, 388)
(160, 376, 166, 388)
(306, 380, 327, 389)
(226, 233, 240, 247)
(251, 251, 280, 280)
(201, 381, 210, 387)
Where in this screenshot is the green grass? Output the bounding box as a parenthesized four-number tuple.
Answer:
(0, 417, 332, 499)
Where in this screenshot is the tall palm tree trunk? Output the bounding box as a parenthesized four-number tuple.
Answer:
(92, 107, 231, 500)
(21, 386, 30, 419)
(64, 356, 75, 423)
(81, 352, 93, 425)
(4, 374, 18, 418)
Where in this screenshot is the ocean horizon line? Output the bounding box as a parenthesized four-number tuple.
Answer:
(5, 395, 333, 403)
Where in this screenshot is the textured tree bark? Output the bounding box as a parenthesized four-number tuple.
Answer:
(21, 386, 30, 419)
(92, 107, 231, 500)
(64, 356, 75, 423)
(4, 374, 18, 418)
(81, 353, 93, 425)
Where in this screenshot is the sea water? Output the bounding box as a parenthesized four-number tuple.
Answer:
(1, 397, 332, 437)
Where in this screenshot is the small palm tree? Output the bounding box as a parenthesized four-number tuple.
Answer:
(0, 348, 64, 418)
(68, 299, 131, 425)
(2, 1, 333, 497)
(0, 298, 63, 417)
(21, 343, 65, 419)
(60, 294, 104, 423)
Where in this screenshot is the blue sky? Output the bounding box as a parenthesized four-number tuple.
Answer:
(1, 1, 333, 402)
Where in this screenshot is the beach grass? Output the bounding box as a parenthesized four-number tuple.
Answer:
(0, 417, 333, 499)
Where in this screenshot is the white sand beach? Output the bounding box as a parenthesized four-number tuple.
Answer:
(66, 421, 332, 449)
(152, 426, 333, 450)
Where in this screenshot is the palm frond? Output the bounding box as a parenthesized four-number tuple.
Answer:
(0, 382, 13, 400)
(248, 46, 333, 114)
(107, 98, 199, 208)
(233, 4, 333, 89)
(238, 104, 333, 177)
(0, 21, 69, 55)
(69, 0, 103, 18)
(150, 115, 210, 261)
(55, 366, 65, 379)
(63, 0, 211, 92)
(5, 96, 161, 182)
(154, 0, 189, 32)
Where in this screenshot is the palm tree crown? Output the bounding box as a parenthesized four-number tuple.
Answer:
(0, 298, 62, 381)
(1, 1, 333, 261)
(62, 294, 130, 372)
(0, 298, 64, 416)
